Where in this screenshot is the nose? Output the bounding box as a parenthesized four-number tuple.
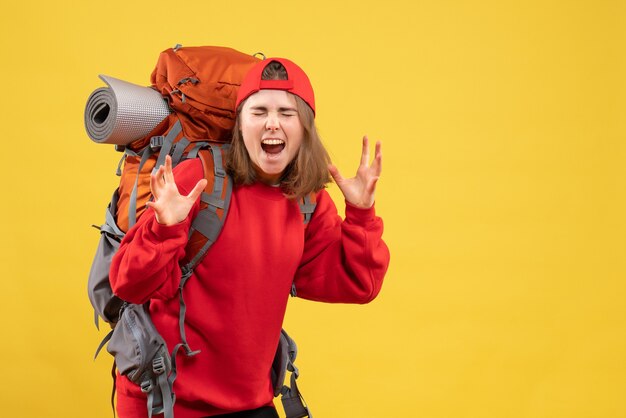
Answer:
(266, 113, 280, 131)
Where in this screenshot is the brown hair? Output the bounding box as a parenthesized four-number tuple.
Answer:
(226, 61, 332, 200)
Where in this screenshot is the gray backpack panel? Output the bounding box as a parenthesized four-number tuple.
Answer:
(88, 198, 125, 328)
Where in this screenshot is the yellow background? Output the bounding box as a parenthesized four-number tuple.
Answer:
(1, 0, 624, 417)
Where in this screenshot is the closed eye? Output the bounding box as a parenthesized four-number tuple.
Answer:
(249, 106, 268, 116)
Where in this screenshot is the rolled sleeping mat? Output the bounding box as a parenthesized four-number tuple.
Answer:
(84, 75, 172, 145)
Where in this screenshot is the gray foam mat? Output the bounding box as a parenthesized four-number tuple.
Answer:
(84, 75, 171, 145)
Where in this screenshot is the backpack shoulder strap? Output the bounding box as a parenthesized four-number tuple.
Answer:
(172, 143, 233, 357)
(289, 192, 318, 298)
(180, 143, 233, 273)
(298, 192, 317, 226)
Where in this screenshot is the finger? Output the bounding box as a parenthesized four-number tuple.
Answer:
(187, 179, 208, 203)
(153, 164, 166, 185)
(145, 200, 160, 212)
(164, 155, 175, 183)
(360, 136, 370, 167)
(328, 164, 344, 184)
(150, 172, 161, 200)
(147, 202, 165, 225)
(371, 140, 383, 176)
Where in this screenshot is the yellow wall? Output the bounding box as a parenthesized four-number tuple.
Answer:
(0, 0, 624, 417)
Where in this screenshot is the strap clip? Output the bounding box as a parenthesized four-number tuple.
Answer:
(141, 380, 154, 393)
(153, 357, 166, 375)
(150, 136, 165, 150)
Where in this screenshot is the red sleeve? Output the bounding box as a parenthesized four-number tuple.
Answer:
(293, 190, 390, 304)
(109, 159, 204, 304)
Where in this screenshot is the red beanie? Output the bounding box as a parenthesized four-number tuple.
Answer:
(235, 58, 315, 116)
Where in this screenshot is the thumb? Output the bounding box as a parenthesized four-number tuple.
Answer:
(187, 179, 208, 202)
(328, 164, 344, 184)
(366, 176, 379, 195)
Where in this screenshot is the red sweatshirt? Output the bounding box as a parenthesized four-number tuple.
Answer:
(109, 158, 390, 417)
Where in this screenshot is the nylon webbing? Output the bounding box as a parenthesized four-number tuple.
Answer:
(110, 361, 117, 418)
(281, 372, 311, 418)
(200, 192, 225, 209)
(147, 390, 155, 418)
(186, 141, 208, 159)
(184, 143, 232, 271)
(168, 343, 184, 389)
(175, 144, 232, 357)
(116, 149, 136, 176)
(101, 191, 125, 238)
(170, 137, 190, 165)
(177, 269, 200, 357)
(153, 120, 182, 172)
(128, 121, 183, 229)
(299, 194, 316, 224)
(155, 358, 174, 418)
(210, 143, 228, 177)
(94, 329, 114, 359)
(190, 203, 221, 242)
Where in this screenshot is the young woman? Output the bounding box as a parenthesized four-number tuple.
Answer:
(109, 57, 390, 418)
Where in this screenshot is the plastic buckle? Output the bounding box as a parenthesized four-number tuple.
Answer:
(140, 380, 154, 393)
(153, 356, 166, 375)
(150, 136, 164, 151)
(214, 165, 226, 178)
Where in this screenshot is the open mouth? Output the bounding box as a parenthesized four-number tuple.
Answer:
(261, 139, 286, 155)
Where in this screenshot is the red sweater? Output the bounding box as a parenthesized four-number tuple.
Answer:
(109, 158, 390, 417)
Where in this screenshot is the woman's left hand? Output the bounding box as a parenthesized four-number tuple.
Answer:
(328, 136, 382, 209)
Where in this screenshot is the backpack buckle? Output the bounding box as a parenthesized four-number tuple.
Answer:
(150, 136, 165, 150)
(140, 380, 154, 393)
(153, 356, 166, 375)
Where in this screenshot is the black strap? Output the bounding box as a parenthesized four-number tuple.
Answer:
(94, 329, 114, 359)
(110, 361, 117, 418)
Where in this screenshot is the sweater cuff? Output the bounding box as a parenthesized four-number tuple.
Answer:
(345, 200, 377, 224)
(149, 216, 191, 241)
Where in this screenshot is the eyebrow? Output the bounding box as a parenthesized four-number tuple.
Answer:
(249, 106, 298, 112)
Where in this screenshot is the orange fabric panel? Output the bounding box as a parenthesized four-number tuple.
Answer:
(150, 46, 260, 142)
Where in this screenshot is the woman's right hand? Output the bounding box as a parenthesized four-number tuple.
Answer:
(146, 155, 207, 226)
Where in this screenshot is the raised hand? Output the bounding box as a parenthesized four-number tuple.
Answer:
(146, 155, 207, 226)
(328, 136, 382, 209)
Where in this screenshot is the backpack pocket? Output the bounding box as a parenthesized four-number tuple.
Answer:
(107, 304, 170, 384)
(107, 304, 173, 416)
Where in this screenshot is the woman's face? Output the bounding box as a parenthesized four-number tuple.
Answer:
(240, 89, 304, 185)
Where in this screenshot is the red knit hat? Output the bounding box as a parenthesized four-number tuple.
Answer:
(235, 58, 315, 116)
